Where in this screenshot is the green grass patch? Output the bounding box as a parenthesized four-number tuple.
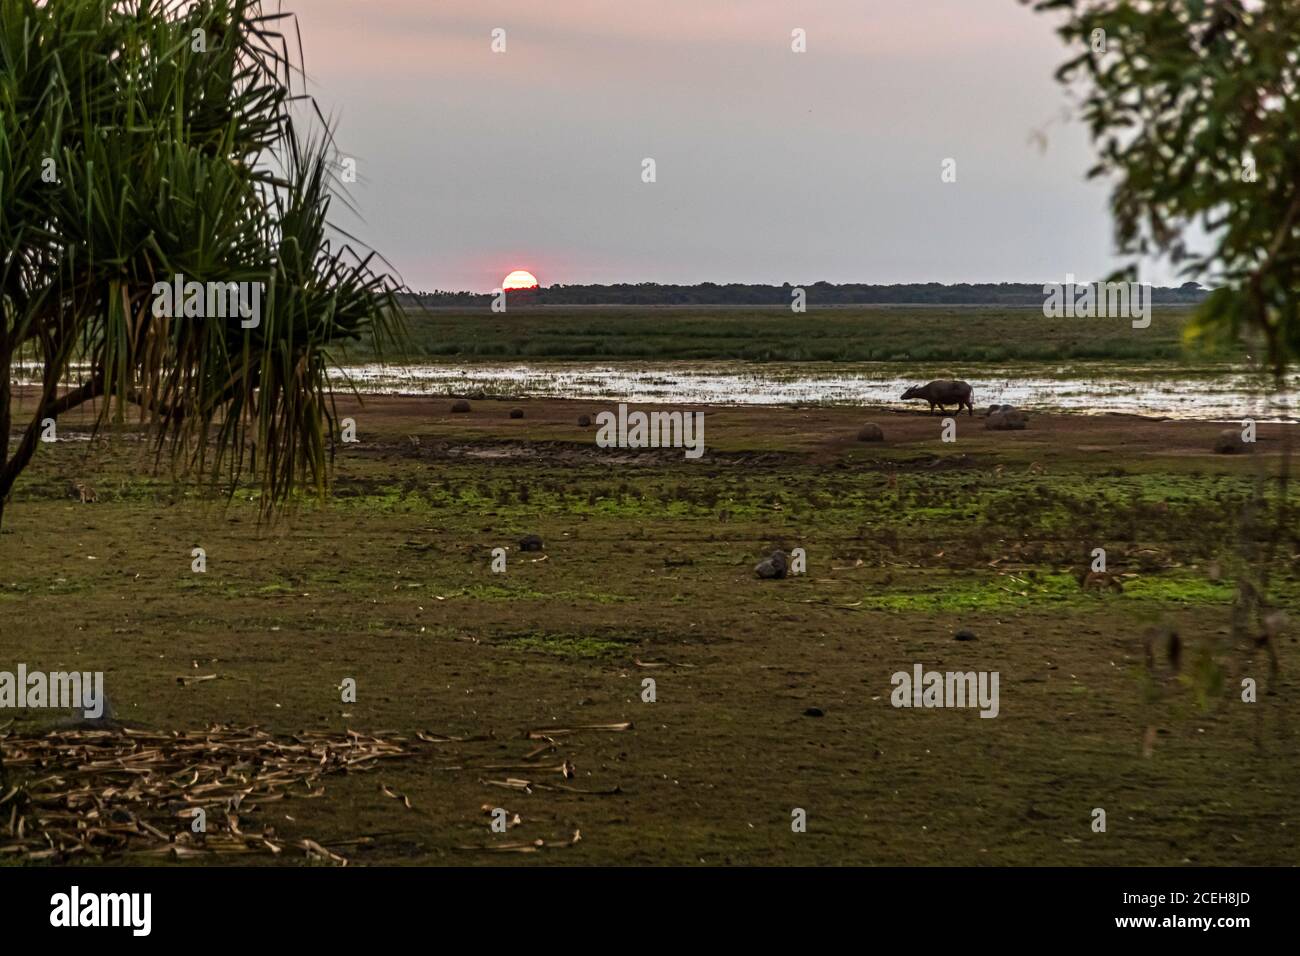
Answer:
(497, 632, 628, 659)
(337, 306, 1223, 365)
(438, 583, 632, 604)
(859, 572, 1234, 613)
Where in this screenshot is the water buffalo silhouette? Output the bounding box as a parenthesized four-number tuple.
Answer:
(901, 380, 975, 416)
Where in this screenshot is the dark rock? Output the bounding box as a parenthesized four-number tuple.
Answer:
(52, 692, 119, 730)
(985, 408, 1028, 430)
(577, 414, 592, 427)
(754, 549, 789, 580)
(450, 399, 471, 413)
(857, 422, 885, 442)
(509, 407, 525, 419)
(954, 629, 977, 641)
(1213, 429, 1249, 454)
(803, 707, 825, 718)
(518, 534, 544, 552)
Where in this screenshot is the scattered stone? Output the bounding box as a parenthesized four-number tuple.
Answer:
(1213, 429, 1249, 454)
(754, 549, 789, 580)
(953, 629, 977, 642)
(986, 408, 1028, 430)
(1081, 570, 1123, 593)
(509, 407, 524, 419)
(577, 415, 592, 427)
(519, 534, 544, 552)
(67, 480, 98, 504)
(450, 399, 471, 413)
(53, 692, 118, 729)
(857, 422, 885, 442)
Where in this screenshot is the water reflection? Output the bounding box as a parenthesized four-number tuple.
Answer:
(337, 362, 1299, 422)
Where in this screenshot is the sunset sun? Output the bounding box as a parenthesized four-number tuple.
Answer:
(502, 269, 539, 290)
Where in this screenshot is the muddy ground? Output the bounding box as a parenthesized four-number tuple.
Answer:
(1, 394, 1296, 865)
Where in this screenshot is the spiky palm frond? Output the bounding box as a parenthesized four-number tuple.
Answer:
(0, 0, 405, 523)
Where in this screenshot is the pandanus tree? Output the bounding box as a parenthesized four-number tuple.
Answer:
(0, 0, 403, 530)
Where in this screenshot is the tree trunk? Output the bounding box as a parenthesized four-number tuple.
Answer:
(0, 374, 104, 532)
(0, 333, 9, 534)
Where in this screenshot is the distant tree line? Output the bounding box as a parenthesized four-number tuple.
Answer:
(401, 281, 1208, 308)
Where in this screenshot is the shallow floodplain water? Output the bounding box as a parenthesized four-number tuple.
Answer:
(338, 361, 1300, 421)
(15, 358, 1298, 420)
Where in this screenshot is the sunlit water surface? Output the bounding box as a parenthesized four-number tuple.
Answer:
(337, 361, 1299, 421)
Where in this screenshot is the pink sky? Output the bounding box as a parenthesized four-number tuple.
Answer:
(289, 1, 1158, 293)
